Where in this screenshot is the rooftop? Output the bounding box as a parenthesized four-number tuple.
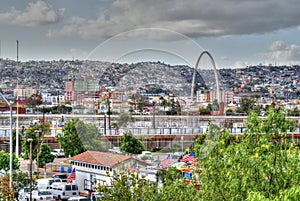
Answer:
(69, 150, 149, 167)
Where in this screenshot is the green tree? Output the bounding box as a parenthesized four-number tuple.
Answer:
(199, 107, 210, 115)
(13, 171, 32, 199)
(238, 96, 261, 115)
(207, 103, 212, 111)
(97, 170, 201, 201)
(94, 108, 299, 201)
(212, 99, 219, 111)
(0, 150, 19, 171)
(25, 94, 42, 113)
(37, 144, 55, 167)
(160, 98, 170, 111)
(168, 100, 181, 115)
(197, 108, 298, 200)
(75, 120, 107, 152)
(120, 131, 145, 155)
(189, 134, 207, 158)
(56, 118, 87, 157)
(113, 111, 135, 129)
(22, 124, 50, 162)
(226, 108, 233, 116)
(22, 125, 40, 160)
(156, 167, 182, 184)
(0, 175, 14, 201)
(287, 107, 300, 116)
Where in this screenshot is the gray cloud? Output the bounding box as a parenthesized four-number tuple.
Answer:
(0, 1, 64, 27)
(48, 0, 300, 39)
(267, 40, 300, 62)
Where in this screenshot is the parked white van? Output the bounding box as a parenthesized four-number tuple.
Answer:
(68, 196, 90, 201)
(36, 178, 62, 190)
(50, 182, 79, 201)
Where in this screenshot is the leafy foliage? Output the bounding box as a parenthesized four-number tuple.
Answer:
(75, 119, 107, 152)
(0, 150, 19, 171)
(212, 99, 219, 111)
(167, 100, 181, 115)
(199, 107, 210, 115)
(156, 167, 182, 184)
(237, 96, 261, 115)
(97, 170, 201, 201)
(57, 117, 108, 156)
(120, 131, 145, 155)
(113, 111, 135, 129)
(13, 171, 32, 199)
(95, 108, 299, 200)
(198, 108, 299, 200)
(22, 124, 50, 160)
(0, 174, 14, 201)
(56, 118, 87, 157)
(37, 144, 55, 167)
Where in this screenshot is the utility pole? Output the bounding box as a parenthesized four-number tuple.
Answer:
(28, 138, 33, 201)
(152, 101, 156, 129)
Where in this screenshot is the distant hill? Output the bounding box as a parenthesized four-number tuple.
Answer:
(1, 59, 299, 99)
(0, 60, 206, 97)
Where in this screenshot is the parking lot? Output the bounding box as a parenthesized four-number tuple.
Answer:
(20, 157, 70, 178)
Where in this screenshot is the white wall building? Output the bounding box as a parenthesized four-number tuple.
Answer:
(69, 151, 150, 193)
(14, 85, 37, 99)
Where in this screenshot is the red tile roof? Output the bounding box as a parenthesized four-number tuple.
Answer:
(69, 151, 149, 167)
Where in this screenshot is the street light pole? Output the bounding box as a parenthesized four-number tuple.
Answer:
(104, 113, 107, 135)
(28, 138, 33, 201)
(181, 135, 184, 153)
(152, 101, 156, 129)
(0, 92, 13, 188)
(107, 92, 112, 130)
(34, 129, 41, 177)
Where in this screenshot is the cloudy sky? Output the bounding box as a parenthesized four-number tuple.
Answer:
(1, 0, 300, 68)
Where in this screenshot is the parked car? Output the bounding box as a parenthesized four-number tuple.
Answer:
(52, 173, 68, 182)
(68, 196, 90, 201)
(50, 149, 65, 158)
(139, 151, 153, 161)
(31, 189, 54, 201)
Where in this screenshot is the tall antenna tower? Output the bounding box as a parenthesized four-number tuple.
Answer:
(15, 40, 19, 157)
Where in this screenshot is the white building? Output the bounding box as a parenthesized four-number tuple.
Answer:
(41, 92, 66, 106)
(69, 151, 150, 192)
(14, 85, 37, 99)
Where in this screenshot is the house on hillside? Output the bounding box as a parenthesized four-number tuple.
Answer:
(69, 151, 150, 193)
